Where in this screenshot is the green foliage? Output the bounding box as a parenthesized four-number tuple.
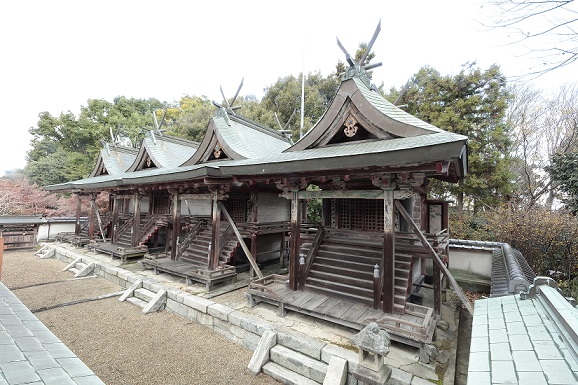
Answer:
(259, 71, 339, 141)
(546, 152, 578, 213)
(26, 97, 165, 185)
(389, 63, 514, 211)
(306, 185, 322, 225)
(165, 95, 213, 142)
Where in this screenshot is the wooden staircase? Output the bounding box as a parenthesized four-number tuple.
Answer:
(114, 215, 166, 248)
(303, 231, 414, 314)
(179, 221, 239, 269)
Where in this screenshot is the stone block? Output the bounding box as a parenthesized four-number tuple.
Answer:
(227, 311, 244, 327)
(117, 270, 129, 282)
(240, 315, 274, 336)
(248, 330, 277, 374)
(183, 295, 214, 313)
(165, 289, 180, 302)
(149, 283, 164, 293)
(321, 344, 358, 364)
(277, 330, 326, 360)
(207, 303, 234, 321)
(323, 355, 347, 385)
(388, 368, 412, 385)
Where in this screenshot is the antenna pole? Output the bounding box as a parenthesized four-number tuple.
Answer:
(300, 72, 305, 139)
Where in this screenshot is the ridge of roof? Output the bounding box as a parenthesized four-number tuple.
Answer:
(229, 113, 291, 143)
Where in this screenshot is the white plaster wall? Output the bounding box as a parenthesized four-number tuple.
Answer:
(181, 199, 212, 216)
(37, 223, 75, 241)
(448, 248, 493, 278)
(257, 193, 289, 222)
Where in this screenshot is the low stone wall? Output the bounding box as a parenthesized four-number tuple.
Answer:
(50, 245, 428, 385)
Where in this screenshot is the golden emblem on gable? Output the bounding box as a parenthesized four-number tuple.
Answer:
(343, 114, 358, 137)
(214, 143, 222, 159)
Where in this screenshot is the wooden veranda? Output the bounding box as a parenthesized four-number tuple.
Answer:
(246, 274, 435, 362)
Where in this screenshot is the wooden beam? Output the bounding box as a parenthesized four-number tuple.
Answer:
(219, 202, 263, 279)
(279, 189, 413, 200)
(382, 189, 395, 313)
(394, 200, 474, 315)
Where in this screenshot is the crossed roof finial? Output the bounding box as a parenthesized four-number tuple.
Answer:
(336, 20, 383, 71)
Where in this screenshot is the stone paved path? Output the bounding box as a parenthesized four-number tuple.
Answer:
(0, 282, 104, 385)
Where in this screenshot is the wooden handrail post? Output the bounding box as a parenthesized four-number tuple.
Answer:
(373, 264, 381, 310)
(299, 254, 305, 291)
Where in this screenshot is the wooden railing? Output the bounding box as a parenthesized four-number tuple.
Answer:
(178, 218, 207, 258)
(305, 227, 324, 278)
(217, 224, 235, 255)
(114, 217, 133, 244)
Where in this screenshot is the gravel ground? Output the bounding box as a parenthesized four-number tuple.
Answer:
(1, 250, 279, 385)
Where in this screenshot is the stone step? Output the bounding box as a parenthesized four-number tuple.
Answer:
(134, 288, 156, 303)
(269, 345, 327, 383)
(75, 262, 88, 270)
(262, 362, 320, 385)
(68, 267, 80, 275)
(125, 296, 148, 309)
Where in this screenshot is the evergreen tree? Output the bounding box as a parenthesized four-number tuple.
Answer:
(389, 63, 513, 213)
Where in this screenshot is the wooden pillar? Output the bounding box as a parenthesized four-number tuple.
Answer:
(289, 191, 301, 291)
(170, 191, 181, 260)
(420, 194, 428, 276)
(322, 199, 331, 227)
(75, 194, 82, 235)
(111, 196, 119, 244)
(381, 188, 395, 313)
(434, 262, 441, 318)
(88, 194, 96, 238)
(210, 192, 221, 270)
(131, 191, 141, 247)
(249, 192, 258, 277)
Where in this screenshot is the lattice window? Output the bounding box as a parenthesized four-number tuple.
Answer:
(223, 195, 248, 222)
(152, 196, 170, 215)
(334, 199, 393, 232)
(351, 199, 363, 230)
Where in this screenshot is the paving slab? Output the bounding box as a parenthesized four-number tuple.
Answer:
(0, 282, 104, 385)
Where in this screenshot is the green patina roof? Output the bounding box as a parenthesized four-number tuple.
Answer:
(89, 145, 138, 177)
(45, 69, 468, 192)
(128, 134, 199, 171)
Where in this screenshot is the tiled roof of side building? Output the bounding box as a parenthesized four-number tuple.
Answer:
(214, 114, 291, 159)
(126, 133, 199, 172)
(89, 145, 138, 177)
(468, 278, 578, 385)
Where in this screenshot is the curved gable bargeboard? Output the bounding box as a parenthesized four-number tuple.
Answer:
(127, 145, 158, 172)
(287, 77, 443, 152)
(180, 118, 243, 166)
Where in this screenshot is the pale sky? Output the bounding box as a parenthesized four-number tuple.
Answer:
(0, 0, 574, 177)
